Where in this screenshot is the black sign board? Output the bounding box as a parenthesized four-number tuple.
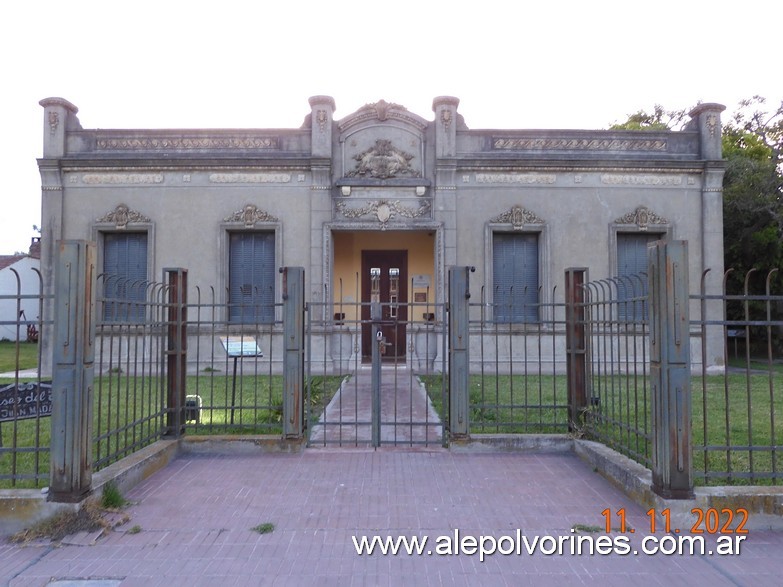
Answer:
(0, 381, 53, 422)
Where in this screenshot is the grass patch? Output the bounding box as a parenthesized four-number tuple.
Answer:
(0, 341, 39, 372)
(420, 374, 569, 433)
(10, 501, 109, 543)
(127, 525, 142, 534)
(572, 524, 602, 533)
(251, 522, 275, 534)
(101, 481, 128, 509)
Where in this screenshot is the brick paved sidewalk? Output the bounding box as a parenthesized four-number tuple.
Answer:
(3, 449, 782, 586)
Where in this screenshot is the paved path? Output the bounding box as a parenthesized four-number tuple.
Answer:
(3, 449, 782, 586)
(309, 367, 442, 447)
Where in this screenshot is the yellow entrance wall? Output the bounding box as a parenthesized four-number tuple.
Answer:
(332, 231, 435, 323)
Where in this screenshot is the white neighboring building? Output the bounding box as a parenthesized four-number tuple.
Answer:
(0, 239, 41, 342)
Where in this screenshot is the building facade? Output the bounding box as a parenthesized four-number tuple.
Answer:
(37, 96, 726, 371)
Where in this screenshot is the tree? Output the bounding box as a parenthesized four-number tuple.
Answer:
(609, 104, 688, 131)
(610, 98, 783, 288)
(721, 98, 783, 294)
(612, 98, 783, 349)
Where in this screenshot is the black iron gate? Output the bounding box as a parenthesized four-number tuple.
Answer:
(305, 299, 447, 448)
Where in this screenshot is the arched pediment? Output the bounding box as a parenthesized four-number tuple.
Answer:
(337, 100, 429, 182)
(337, 99, 429, 133)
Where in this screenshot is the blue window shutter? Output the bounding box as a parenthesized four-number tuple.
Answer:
(616, 233, 659, 321)
(493, 233, 539, 323)
(229, 232, 275, 324)
(103, 232, 148, 321)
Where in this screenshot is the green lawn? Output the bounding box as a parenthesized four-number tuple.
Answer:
(420, 371, 783, 486)
(4, 366, 782, 488)
(1, 373, 343, 488)
(0, 341, 39, 373)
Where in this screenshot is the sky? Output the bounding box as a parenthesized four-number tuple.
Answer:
(2, 0, 781, 255)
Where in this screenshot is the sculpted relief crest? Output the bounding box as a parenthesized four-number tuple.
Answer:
(346, 139, 421, 180)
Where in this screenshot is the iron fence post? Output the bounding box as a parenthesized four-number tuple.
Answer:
(649, 240, 693, 499)
(448, 266, 472, 438)
(282, 267, 305, 439)
(371, 302, 382, 447)
(164, 268, 187, 437)
(50, 241, 96, 502)
(565, 268, 589, 432)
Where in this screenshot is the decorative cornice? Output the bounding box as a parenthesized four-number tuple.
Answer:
(41, 186, 63, 191)
(490, 205, 545, 229)
(96, 204, 151, 228)
(614, 206, 669, 230)
(96, 136, 279, 151)
(493, 137, 667, 152)
(209, 172, 291, 183)
(224, 204, 279, 227)
(475, 173, 556, 185)
(335, 199, 431, 229)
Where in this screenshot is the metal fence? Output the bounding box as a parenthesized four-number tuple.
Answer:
(467, 286, 571, 434)
(0, 266, 50, 488)
(691, 268, 783, 485)
(581, 276, 651, 469)
(181, 285, 284, 436)
(7, 240, 783, 496)
(93, 274, 169, 470)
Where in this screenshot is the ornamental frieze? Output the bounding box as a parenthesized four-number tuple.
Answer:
(493, 137, 667, 152)
(490, 205, 544, 229)
(224, 204, 279, 227)
(614, 206, 668, 230)
(81, 173, 163, 185)
(346, 139, 421, 180)
(475, 173, 556, 185)
(96, 204, 151, 228)
(209, 173, 291, 183)
(96, 136, 278, 150)
(601, 174, 682, 186)
(335, 199, 431, 230)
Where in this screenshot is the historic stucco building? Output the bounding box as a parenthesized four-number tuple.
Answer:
(37, 96, 726, 371)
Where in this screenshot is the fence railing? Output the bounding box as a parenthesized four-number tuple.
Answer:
(581, 276, 651, 469)
(691, 268, 783, 485)
(467, 287, 571, 434)
(93, 274, 170, 471)
(0, 266, 50, 488)
(6, 240, 783, 496)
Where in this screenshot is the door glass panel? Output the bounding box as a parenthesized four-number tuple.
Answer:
(370, 267, 381, 304)
(389, 268, 399, 318)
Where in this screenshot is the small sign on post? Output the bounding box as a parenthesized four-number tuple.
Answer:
(220, 336, 263, 425)
(220, 336, 263, 358)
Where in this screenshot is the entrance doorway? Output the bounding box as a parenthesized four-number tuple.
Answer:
(361, 250, 407, 360)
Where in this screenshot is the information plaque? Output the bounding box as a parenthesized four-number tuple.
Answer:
(220, 336, 263, 358)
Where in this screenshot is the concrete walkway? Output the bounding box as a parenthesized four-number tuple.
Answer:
(3, 449, 782, 586)
(308, 367, 442, 447)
